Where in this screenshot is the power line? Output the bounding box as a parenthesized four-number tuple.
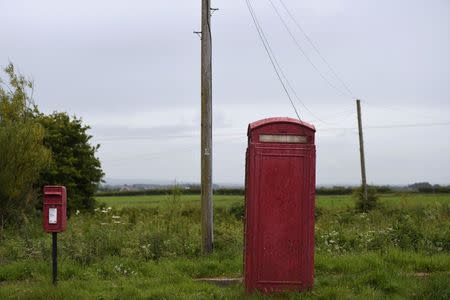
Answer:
(245, 0, 301, 120)
(246, 0, 357, 125)
(267, 0, 350, 97)
(267, 1, 445, 124)
(278, 0, 355, 97)
(246, 0, 339, 125)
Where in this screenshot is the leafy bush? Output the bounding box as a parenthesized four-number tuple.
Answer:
(36, 112, 104, 214)
(228, 202, 244, 220)
(354, 185, 379, 212)
(0, 64, 51, 234)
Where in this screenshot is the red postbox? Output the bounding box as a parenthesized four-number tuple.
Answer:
(43, 186, 67, 233)
(244, 117, 316, 293)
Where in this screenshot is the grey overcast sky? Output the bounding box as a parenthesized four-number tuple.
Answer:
(1, 0, 449, 185)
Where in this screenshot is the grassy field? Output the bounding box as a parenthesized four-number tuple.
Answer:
(0, 193, 449, 299)
(97, 194, 244, 209)
(97, 193, 450, 209)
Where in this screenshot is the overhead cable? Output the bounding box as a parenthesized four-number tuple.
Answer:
(245, 0, 301, 120)
(268, 0, 350, 97)
(278, 0, 355, 97)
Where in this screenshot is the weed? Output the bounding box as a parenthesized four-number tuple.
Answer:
(354, 185, 379, 212)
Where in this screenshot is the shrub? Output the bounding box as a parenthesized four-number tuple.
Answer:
(228, 202, 245, 220)
(36, 112, 104, 214)
(354, 185, 379, 212)
(0, 63, 51, 234)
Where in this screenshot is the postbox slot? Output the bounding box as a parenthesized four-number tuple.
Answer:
(44, 192, 62, 195)
(45, 194, 62, 198)
(44, 195, 62, 204)
(259, 134, 306, 143)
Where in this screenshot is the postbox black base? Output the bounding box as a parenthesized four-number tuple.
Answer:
(52, 232, 57, 285)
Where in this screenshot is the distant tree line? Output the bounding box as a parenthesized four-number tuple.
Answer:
(315, 186, 393, 195)
(96, 184, 450, 198)
(95, 188, 244, 197)
(408, 182, 450, 193)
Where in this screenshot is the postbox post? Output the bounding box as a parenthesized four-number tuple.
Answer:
(244, 117, 316, 293)
(52, 232, 58, 285)
(43, 186, 67, 286)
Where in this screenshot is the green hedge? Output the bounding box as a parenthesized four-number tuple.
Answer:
(96, 185, 450, 198)
(96, 186, 400, 197)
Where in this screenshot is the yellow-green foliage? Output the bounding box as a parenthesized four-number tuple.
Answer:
(0, 64, 51, 232)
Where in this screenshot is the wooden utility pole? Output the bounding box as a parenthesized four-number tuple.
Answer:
(356, 99, 368, 205)
(201, 0, 213, 254)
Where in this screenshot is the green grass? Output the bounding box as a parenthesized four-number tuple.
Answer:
(1, 193, 449, 299)
(97, 194, 244, 209)
(97, 193, 450, 209)
(1, 251, 449, 299)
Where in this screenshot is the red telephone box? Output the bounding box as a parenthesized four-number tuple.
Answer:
(244, 117, 316, 293)
(43, 186, 67, 233)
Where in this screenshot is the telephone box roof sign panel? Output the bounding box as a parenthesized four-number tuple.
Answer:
(247, 117, 315, 145)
